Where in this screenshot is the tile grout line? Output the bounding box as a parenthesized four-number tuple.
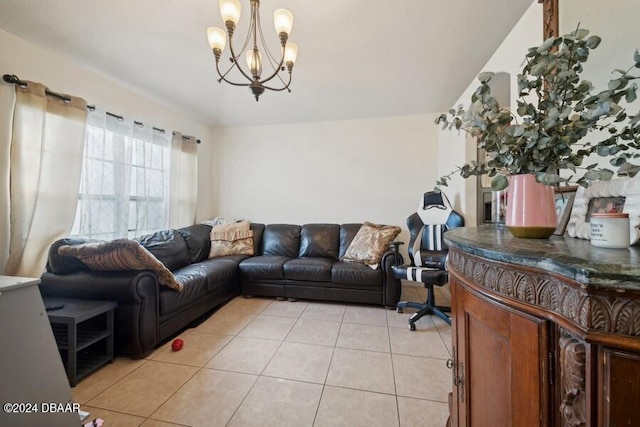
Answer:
(194, 299, 270, 426)
(388, 317, 402, 427)
(223, 298, 302, 426)
(80, 358, 150, 408)
(221, 299, 280, 426)
(145, 299, 268, 426)
(142, 359, 200, 424)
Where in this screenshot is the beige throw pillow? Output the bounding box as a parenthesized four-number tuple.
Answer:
(209, 220, 254, 257)
(58, 239, 183, 292)
(341, 222, 401, 267)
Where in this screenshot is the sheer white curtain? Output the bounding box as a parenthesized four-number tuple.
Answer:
(0, 84, 14, 274)
(169, 131, 198, 228)
(72, 110, 171, 240)
(2, 81, 87, 277)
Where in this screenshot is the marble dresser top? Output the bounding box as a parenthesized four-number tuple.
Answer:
(444, 225, 640, 291)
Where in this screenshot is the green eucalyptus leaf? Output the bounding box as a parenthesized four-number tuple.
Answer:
(609, 79, 622, 91)
(478, 72, 494, 84)
(573, 28, 589, 40)
(586, 35, 601, 49)
(626, 87, 638, 103)
(634, 49, 640, 65)
(530, 63, 547, 76)
(615, 111, 628, 122)
(611, 157, 627, 167)
(539, 173, 562, 185)
(537, 37, 556, 54)
(584, 170, 601, 180)
(599, 169, 614, 180)
(491, 175, 509, 191)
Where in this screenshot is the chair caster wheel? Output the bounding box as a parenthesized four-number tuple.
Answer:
(397, 307, 403, 313)
(409, 323, 416, 331)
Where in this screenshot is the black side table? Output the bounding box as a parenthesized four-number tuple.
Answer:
(44, 298, 117, 386)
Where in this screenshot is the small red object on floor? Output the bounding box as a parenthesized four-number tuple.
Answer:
(172, 338, 184, 351)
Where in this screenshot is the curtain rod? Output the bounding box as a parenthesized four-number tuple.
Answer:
(2, 74, 201, 144)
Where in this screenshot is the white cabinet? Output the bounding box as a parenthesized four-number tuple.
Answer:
(0, 276, 81, 426)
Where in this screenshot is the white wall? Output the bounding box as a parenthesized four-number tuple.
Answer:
(0, 28, 215, 223)
(212, 2, 544, 232)
(560, 0, 640, 171)
(436, 1, 543, 225)
(560, 0, 639, 91)
(212, 113, 441, 242)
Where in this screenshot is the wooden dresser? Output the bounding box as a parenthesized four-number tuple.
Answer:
(444, 225, 640, 427)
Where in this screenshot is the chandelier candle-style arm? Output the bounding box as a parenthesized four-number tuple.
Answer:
(206, 0, 298, 101)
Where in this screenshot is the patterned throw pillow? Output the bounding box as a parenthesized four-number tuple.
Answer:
(58, 239, 183, 292)
(341, 222, 401, 268)
(209, 220, 254, 258)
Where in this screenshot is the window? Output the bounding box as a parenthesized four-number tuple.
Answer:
(70, 111, 170, 240)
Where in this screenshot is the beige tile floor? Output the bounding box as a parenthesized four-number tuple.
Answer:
(74, 282, 453, 427)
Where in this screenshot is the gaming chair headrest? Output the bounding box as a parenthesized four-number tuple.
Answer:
(417, 191, 453, 225)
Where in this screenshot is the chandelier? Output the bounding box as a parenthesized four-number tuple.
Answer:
(206, 0, 298, 101)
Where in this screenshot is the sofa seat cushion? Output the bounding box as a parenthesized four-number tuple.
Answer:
(186, 258, 241, 292)
(214, 254, 253, 264)
(331, 261, 383, 289)
(240, 256, 289, 280)
(160, 268, 209, 315)
(283, 257, 334, 282)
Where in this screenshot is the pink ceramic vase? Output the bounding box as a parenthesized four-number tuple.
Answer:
(506, 174, 557, 238)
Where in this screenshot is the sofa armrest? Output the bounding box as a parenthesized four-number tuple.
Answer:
(389, 241, 405, 265)
(380, 248, 403, 308)
(39, 271, 160, 358)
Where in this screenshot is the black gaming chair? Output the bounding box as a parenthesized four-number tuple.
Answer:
(391, 191, 464, 330)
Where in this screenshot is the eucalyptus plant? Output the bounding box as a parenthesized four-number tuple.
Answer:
(436, 28, 640, 191)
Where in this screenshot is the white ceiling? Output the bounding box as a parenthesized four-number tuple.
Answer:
(0, 0, 535, 128)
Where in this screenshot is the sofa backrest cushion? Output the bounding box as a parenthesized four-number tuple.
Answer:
(339, 224, 363, 259)
(178, 224, 212, 263)
(136, 229, 190, 271)
(299, 224, 340, 259)
(261, 224, 301, 257)
(250, 223, 265, 255)
(47, 237, 98, 274)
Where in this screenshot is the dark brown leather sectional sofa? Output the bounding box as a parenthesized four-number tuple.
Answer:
(39, 223, 402, 358)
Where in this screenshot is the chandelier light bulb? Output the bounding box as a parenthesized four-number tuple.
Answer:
(245, 49, 263, 78)
(219, 0, 241, 26)
(207, 27, 227, 53)
(284, 42, 298, 65)
(273, 9, 293, 37)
